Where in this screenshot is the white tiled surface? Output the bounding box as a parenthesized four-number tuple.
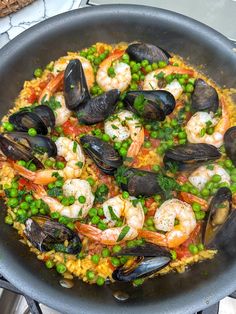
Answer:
(0, 0, 236, 313)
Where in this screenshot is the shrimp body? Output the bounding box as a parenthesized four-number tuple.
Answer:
(189, 164, 230, 190)
(104, 110, 144, 159)
(54, 92, 72, 126)
(139, 199, 197, 248)
(96, 50, 131, 92)
(33, 179, 94, 218)
(13, 137, 85, 185)
(76, 195, 145, 245)
(143, 66, 194, 99)
(186, 99, 230, 148)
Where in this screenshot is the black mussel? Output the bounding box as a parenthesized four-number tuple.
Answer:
(64, 59, 90, 110)
(0, 134, 43, 168)
(76, 89, 120, 125)
(202, 187, 233, 247)
(80, 135, 123, 174)
(191, 79, 219, 113)
(126, 42, 171, 64)
(112, 243, 171, 282)
(33, 105, 55, 129)
(3, 132, 57, 157)
(24, 216, 82, 254)
(224, 126, 236, 167)
(124, 90, 175, 121)
(115, 166, 178, 197)
(164, 143, 221, 171)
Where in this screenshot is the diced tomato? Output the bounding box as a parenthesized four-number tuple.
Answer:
(62, 119, 94, 136)
(150, 138, 160, 148)
(26, 87, 37, 103)
(177, 175, 188, 184)
(144, 128, 150, 137)
(145, 197, 155, 208)
(18, 178, 32, 190)
(146, 209, 156, 218)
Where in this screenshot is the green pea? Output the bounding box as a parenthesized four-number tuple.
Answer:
(91, 254, 100, 264)
(165, 74, 174, 83)
(147, 225, 156, 231)
(102, 134, 110, 142)
(34, 68, 43, 78)
(231, 174, 236, 183)
(120, 256, 128, 264)
(122, 53, 130, 62)
(56, 263, 67, 274)
(122, 191, 129, 199)
(152, 63, 158, 70)
(98, 221, 107, 230)
(20, 202, 29, 210)
(192, 202, 201, 212)
(121, 141, 129, 149)
(144, 141, 151, 148)
(195, 210, 206, 220)
(46, 62, 54, 71)
(31, 207, 39, 215)
(9, 188, 18, 198)
(158, 61, 167, 68)
(127, 240, 136, 248)
(141, 59, 149, 67)
(91, 215, 100, 225)
(17, 208, 27, 216)
(201, 188, 210, 197)
(185, 84, 194, 93)
(86, 270, 95, 280)
(96, 276, 105, 286)
(152, 164, 161, 172)
(119, 147, 127, 157)
(224, 159, 233, 169)
(211, 174, 222, 183)
(56, 161, 65, 170)
(146, 217, 154, 226)
(5, 215, 13, 225)
(198, 243, 204, 251)
(111, 257, 120, 267)
(188, 78, 195, 85)
(46, 260, 54, 269)
(55, 180, 64, 188)
(178, 77, 186, 85)
(87, 177, 95, 186)
(3, 121, 14, 132)
(145, 65, 152, 73)
(50, 212, 60, 219)
(101, 248, 110, 258)
(45, 159, 54, 167)
(7, 198, 19, 208)
(28, 163, 37, 171)
(114, 142, 121, 150)
(61, 197, 70, 206)
(178, 131, 187, 139)
(112, 245, 122, 254)
(133, 278, 145, 286)
(189, 187, 199, 195)
(206, 127, 214, 135)
(150, 131, 158, 139)
(132, 73, 139, 81)
(170, 250, 177, 260)
(130, 83, 138, 90)
(131, 63, 140, 73)
(188, 244, 199, 255)
(181, 184, 189, 192)
(17, 160, 26, 167)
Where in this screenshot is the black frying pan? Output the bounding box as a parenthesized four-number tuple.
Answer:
(0, 5, 236, 314)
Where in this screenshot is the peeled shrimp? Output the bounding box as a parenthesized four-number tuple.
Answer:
(13, 137, 85, 185)
(54, 92, 72, 126)
(104, 110, 144, 159)
(76, 195, 145, 245)
(185, 98, 230, 148)
(189, 164, 230, 190)
(33, 179, 94, 218)
(139, 199, 197, 248)
(143, 66, 194, 99)
(96, 50, 131, 92)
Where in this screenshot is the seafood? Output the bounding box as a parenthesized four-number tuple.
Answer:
(189, 164, 230, 190)
(80, 135, 122, 174)
(185, 98, 230, 148)
(191, 79, 219, 113)
(112, 243, 171, 282)
(224, 126, 236, 167)
(124, 90, 175, 121)
(139, 199, 197, 248)
(76, 195, 144, 244)
(143, 66, 194, 99)
(24, 216, 82, 254)
(96, 50, 132, 92)
(126, 42, 171, 63)
(38, 72, 64, 103)
(32, 179, 94, 218)
(53, 93, 72, 126)
(104, 110, 144, 159)
(163, 143, 221, 171)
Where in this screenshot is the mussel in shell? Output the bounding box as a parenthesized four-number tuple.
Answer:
(64, 59, 90, 110)
(24, 216, 82, 254)
(80, 135, 123, 174)
(115, 166, 177, 197)
(112, 243, 171, 282)
(0, 133, 43, 168)
(202, 187, 233, 247)
(126, 42, 171, 64)
(3, 132, 57, 157)
(191, 79, 219, 113)
(163, 143, 221, 171)
(224, 126, 236, 167)
(124, 90, 175, 121)
(76, 89, 120, 125)
(9, 105, 55, 135)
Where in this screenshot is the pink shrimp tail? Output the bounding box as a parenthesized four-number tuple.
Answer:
(30, 183, 47, 199)
(127, 127, 145, 159)
(38, 71, 64, 103)
(138, 229, 167, 247)
(12, 163, 36, 181)
(75, 222, 102, 241)
(99, 49, 125, 67)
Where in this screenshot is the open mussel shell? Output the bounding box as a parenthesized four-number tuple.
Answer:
(64, 59, 90, 110)
(202, 187, 233, 247)
(33, 105, 55, 129)
(0, 134, 43, 168)
(164, 143, 221, 171)
(112, 243, 171, 282)
(126, 42, 171, 63)
(3, 132, 57, 157)
(80, 135, 123, 174)
(76, 89, 120, 125)
(191, 79, 219, 113)
(24, 216, 82, 254)
(224, 126, 236, 167)
(115, 166, 163, 197)
(124, 90, 175, 121)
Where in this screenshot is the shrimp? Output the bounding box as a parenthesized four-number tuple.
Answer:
(104, 110, 144, 159)
(185, 98, 230, 148)
(54, 92, 72, 126)
(39, 56, 94, 103)
(76, 195, 145, 245)
(13, 137, 85, 185)
(32, 179, 94, 218)
(143, 66, 194, 99)
(139, 199, 197, 248)
(189, 164, 230, 190)
(96, 50, 132, 92)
